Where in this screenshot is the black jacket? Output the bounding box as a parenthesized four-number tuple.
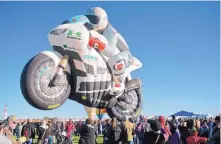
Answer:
(209, 128, 220, 144)
(103, 123, 123, 143)
(143, 131, 165, 144)
(113, 124, 123, 144)
(37, 126, 48, 140)
(21, 123, 36, 139)
(79, 124, 97, 144)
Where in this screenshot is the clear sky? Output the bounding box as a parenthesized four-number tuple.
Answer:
(0, 1, 220, 119)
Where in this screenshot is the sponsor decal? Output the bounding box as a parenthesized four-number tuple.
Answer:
(48, 103, 60, 109)
(81, 95, 87, 100)
(83, 55, 98, 61)
(50, 28, 67, 35)
(63, 44, 82, 51)
(97, 66, 106, 74)
(67, 30, 82, 40)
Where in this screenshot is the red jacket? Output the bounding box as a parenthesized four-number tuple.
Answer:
(186, 132, 207, 144)
(158, 116, 171, 141)
(65, 122, 74, 139)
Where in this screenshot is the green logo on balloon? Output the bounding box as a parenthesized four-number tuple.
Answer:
(67, 30, 82, 40)
(68, 30, 73, 36)
(75, 32, 82, 38)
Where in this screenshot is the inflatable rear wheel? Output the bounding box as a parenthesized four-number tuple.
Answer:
(106, 81, 142, 122)
(20, 53, 71, 110)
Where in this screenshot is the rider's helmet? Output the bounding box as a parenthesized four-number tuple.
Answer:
(84, 7, 108, 32)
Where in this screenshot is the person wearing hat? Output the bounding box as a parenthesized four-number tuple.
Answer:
(186, 127, 207, 144)
(143, 119, 165, 144)
(0, 115, 21, 144)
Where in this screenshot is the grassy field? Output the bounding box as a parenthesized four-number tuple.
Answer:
(29, 135, 104, 144)
(73, 135, 103, 144)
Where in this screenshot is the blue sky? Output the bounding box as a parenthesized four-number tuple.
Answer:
(0, 2, 219, 119)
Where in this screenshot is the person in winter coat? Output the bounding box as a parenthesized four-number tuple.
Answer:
(103, 117, 122, 144)
(167, 122, 180, 144)
(210, 116, 220, 144)
(75, 121, 82, 136)
(178, 120, 189, 144)
(186, 127, 207, 144)
(143, 119, 165, 144)
(14, 123, 21, 140)
(135, 115, 147, 143)
(171, 115, 180, 128)
(0, 134, 12, 144)
(66, 119, 75, 140)
(158, 116, 171, 142)
(45, 121, 54, 144)
(21, 119, 36, 144)
(122, 117, 135, 144)
(207, 118, 214, 138)
(0, 115, 21, 144)
(113, 120, 123, 144)
(98, 121, 103, 135)
(207, 129, 220, 144)
(199, 120, 209, 138)
(79, 118, 98, 144)
(18, 123, 23, 140)
(103, 119, 113, 144)
(36, 120, 48, 144)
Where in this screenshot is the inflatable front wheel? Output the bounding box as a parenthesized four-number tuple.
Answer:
(106, 79, 143, 122)
(20, 52, 71, 110)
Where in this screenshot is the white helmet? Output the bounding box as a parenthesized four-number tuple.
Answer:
(84, 7, 108, 31)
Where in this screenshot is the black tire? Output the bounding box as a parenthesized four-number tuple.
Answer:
(106, 87, 143, 122)
(20, 53, 71, 110)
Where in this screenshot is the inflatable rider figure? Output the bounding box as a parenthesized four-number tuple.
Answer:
(84, 7, 137, 96)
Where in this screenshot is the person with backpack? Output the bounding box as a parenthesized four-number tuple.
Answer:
(21, 119, 36, 144)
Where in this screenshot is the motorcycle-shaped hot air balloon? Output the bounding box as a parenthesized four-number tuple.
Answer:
(20, 15, 143, 121)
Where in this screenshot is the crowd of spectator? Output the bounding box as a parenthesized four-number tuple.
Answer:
(0, 114, 220, 144)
